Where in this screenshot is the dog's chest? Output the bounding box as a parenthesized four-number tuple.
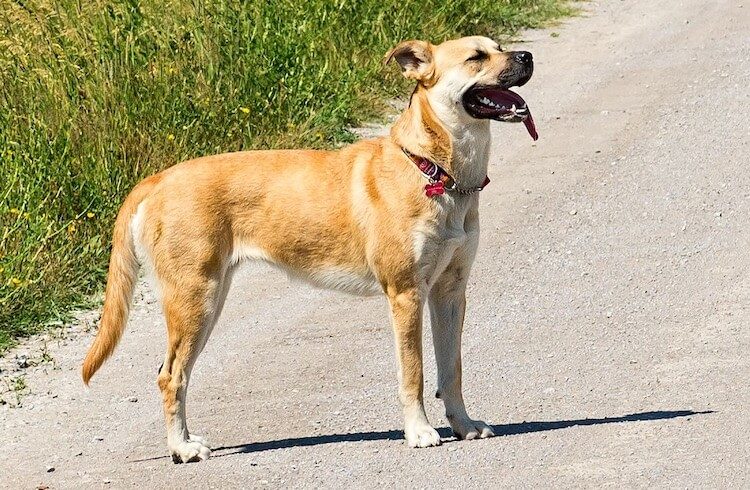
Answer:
(413, 197, 477, 291)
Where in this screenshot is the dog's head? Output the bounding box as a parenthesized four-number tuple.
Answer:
(386, 36, 537, 140)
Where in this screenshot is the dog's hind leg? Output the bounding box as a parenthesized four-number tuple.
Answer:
(156, 267, 232, 463)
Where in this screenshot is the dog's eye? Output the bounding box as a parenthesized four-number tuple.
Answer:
(466, 51, 487, 62)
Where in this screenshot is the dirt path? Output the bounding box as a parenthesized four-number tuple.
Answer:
(2, 0, 749, 487)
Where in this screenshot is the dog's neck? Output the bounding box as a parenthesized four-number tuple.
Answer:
(390, 84, 491, 188)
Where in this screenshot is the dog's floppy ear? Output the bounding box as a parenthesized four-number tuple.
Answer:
(385, 40, 434, 83)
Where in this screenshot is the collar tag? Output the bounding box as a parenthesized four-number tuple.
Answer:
(424, 181, 445, 197)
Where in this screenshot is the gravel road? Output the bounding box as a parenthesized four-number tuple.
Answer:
(2, 0, 749, 487)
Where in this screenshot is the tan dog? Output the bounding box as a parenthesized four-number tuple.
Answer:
(82, 35, 537, 463)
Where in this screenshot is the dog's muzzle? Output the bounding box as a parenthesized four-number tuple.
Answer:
(461, 51, 537, 140)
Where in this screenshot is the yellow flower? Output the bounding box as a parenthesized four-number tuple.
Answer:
(10, 277, 21, 287)
(239, 107, 250, 114)
(167, 134, 175, 141)
(67, 222, 77, 234)
(23, 212, 29, 219)
(86, 212, 95, 219)
(9, 208, 20, 214)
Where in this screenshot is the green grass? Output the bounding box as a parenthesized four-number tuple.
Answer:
(0, 0, 574, 352)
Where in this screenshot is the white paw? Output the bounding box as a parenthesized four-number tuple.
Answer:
(405, 421, 442, 448)
(449, 416, 495, 440)
(170, 435, 211, 463)
(188, 434, 208, 445)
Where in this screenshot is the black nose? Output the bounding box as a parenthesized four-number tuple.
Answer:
(513, 51, 533, 64)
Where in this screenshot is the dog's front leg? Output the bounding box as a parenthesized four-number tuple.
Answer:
(387, 288, 442, 447)
(428, 262, 495, 441)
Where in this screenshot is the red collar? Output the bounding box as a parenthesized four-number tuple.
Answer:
(402, 148, 490, 197)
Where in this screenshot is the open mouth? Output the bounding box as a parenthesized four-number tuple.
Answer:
(463, 86, 538, 141)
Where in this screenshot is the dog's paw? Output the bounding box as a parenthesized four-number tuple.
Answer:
(405, 421, 442, 448)
(450, 417, 495, 440)
(188, 433, 208, 445)
(170, 435, 211, 463)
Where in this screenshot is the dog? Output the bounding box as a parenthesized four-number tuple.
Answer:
(82, 35, 537, 463)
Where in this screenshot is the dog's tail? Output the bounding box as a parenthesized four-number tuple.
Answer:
(82, 176, 159, 385)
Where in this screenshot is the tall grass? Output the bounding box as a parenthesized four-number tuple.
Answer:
(0, 0, 573, 351)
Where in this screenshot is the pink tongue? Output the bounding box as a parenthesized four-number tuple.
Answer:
(497, 89, 538, 141)
(523, 112, 538, 141)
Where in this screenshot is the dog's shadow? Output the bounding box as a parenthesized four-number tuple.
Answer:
(207, 409, 711, 458)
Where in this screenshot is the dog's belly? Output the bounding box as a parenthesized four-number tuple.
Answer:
(292, 266, 382, 296)
(231, 241, 381, 296)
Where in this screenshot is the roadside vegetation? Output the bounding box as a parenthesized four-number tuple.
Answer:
(0, 0, 573, 352)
